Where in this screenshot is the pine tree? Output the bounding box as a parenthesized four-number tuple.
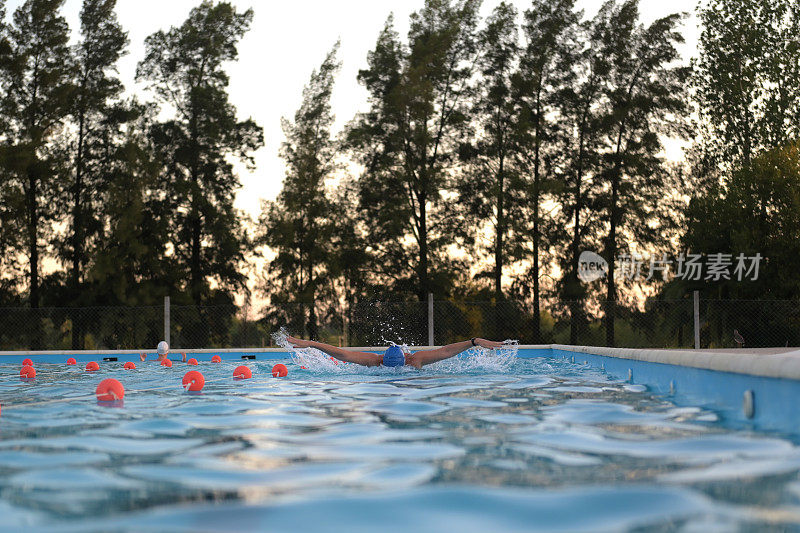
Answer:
(596, 0, 689, 346)
(88, 109, 174, 308)
(257, 44, 341, 339)
(556, 5, 609, 344)
(58, 0, 130, 305)
(0, 0, 74, 312)
(136, 1, 263, 307)
(0, 0, 15, 294)
(458, 2, 523, 300)
(695, 0, 800, 172)
(348, 0, 480, 301)
(514, 0, 581, 342)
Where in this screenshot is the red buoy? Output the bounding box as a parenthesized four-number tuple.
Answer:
(182, 370, 205, 392)
(160, 359, 173, 368)
(86, 361, 100, 371)
(211, 355, 222, 363)
(20, 365, 36, 379)
(22, 358, 33, 366)
(123, 361, 136, 369)
(95, 378, 125, 401)
(187, 358, 198, 366)
(66, 357, 77, 365)
(233, 365, 252, 379)
(272, 364, 288, 377)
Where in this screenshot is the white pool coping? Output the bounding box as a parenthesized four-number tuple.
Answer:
(549, 344, 800, 381)
(2, 344, 799, 381)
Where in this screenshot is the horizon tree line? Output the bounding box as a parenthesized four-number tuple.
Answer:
(0, 0, 799, 349)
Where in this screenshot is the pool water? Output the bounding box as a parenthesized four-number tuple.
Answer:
(1, 348, 800, 531)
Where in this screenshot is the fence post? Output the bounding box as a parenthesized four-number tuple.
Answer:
(164, 296, 170, 345)
(427, 293, 434, 346)
(693, 290, 700, 349)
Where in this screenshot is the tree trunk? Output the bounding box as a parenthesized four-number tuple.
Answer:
(494, 152, 505, 299)
(569, 114, 587, 345)
(417, 189, 429, 302)
(531, 91, 543, 343)
(27, 168, 39, 310)
(189, 105, 203, 305)
(605, 167, 618, 347)
(71, 109, 86, 350)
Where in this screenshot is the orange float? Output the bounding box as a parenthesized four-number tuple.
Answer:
(95, 378, 125, 401)
(233, 365, 252, 379)
(182, 370, 205, 392)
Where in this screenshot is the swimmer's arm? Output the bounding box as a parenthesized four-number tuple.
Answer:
(409, 338, 504, 368)
(286, 336, 380, 366)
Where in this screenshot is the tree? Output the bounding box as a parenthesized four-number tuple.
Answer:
(458, 2, 524, 300)
(673, 141, 800, 346)
(136, 1, 263, 307)
(348, 0, 480, 301)
(595, 0, 690, 346)
(257, 44, 341, 339)
(0, 0, 74, 311)
(555, 4, 610, 344)
(694, 0, 800, 172)
(513, 0, 581, 342)
(0, 0, 16, 295)
(88, 112, 175, 308)
(57, 0, 129, 303)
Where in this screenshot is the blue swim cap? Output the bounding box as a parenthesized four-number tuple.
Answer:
(382, 345, 405, 367)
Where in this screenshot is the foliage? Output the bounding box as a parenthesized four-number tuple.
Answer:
(136, 0, 263, 305)
(257, 44, 341, 338)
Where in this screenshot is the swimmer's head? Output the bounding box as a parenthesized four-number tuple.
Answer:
(157, 341, 169, 355)
(382, 345, 405, 367)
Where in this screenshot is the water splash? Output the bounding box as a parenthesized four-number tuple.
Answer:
(271, 327, 290, 348)
(275, 329, 519, 375)
(426, 340, 519, 373)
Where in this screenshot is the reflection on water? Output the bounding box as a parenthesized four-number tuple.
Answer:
(0, 353, 799, 531)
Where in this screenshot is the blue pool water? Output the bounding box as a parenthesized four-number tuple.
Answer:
(1, 347, 800, 531)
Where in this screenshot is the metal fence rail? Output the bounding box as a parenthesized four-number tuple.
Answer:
(0, 295, 797, 351)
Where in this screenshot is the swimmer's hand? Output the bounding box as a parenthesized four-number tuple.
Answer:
(181, 352, 187, 363)
(139, 352, 146, 362)
(475, 338, 504, 349)
(286, 335, 313, 348)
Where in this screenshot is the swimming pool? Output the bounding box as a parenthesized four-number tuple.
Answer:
(1, 347, 800, 531)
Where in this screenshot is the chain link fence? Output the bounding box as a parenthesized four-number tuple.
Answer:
(1, 298, 798, 351)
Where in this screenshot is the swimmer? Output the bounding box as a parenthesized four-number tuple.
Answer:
(139, 341, 187, 363)
(284, 336, 504, 369)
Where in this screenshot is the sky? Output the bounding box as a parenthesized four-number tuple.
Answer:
(5, 0, 701, 221)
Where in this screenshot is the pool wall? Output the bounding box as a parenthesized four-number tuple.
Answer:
(550, 344, 800, 435)
(1, 344, 798, 435)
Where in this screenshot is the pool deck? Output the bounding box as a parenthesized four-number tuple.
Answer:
(550, 344, 800, 381)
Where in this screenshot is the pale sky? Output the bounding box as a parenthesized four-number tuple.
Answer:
(5, 0, 700, 220)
